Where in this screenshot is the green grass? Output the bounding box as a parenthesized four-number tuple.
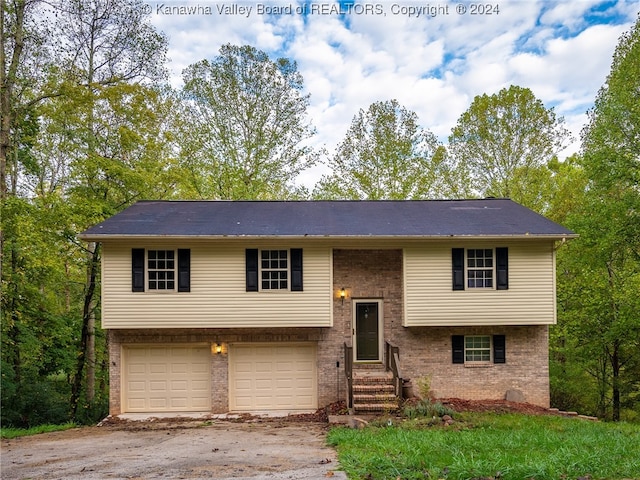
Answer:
(327, 413, 640, 479)
(1, 422, 77, 439)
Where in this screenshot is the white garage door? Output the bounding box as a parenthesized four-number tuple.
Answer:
(229, 343, 317, 411)
(123, 345, 211, 413)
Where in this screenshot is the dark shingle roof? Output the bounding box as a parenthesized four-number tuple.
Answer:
(80, 199, 575, 240)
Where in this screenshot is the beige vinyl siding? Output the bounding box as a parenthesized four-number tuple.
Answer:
(101, 241, 332, 328)
(403, 241, 557, 326)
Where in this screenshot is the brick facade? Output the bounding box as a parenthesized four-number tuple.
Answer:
(331, 249, 550, 408)
(108, 248, 550, 415)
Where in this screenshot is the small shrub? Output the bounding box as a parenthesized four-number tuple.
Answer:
(403, 398, 454, 419)
(415, 375, 432, 399)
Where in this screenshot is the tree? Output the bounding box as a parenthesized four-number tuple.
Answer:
(180, 44, 316, 199)
(313, 99, 449, 200)
(52, 0, 168, 417)
(556, 14, 640, 421)
(1, 0, 170, 425)
(448, 85, 572, 208)
(1, 0, 52, 200)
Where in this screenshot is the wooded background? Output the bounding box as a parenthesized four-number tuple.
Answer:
(1, 0, 638, 426)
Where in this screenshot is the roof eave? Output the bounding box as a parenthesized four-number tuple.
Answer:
(78, 233, 578, 242)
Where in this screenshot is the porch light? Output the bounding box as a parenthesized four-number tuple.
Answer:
(340, 287, 346, 304)
(212, 343, 223, 355)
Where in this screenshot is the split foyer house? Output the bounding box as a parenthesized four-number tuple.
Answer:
(79, 199, 576, 416)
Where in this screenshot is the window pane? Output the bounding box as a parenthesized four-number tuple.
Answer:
(465, 336, 491, 362)
(260, 250, 288, 290)
(467, 249, 494, 289)
(147, 250, 176, 291)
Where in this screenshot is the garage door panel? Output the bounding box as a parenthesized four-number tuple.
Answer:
(149, 399, 168, 409)
(150, 363, 167, 374)
(230, 344, 317, 411)
(123, 345, 211, 413)
(256, 363, 273, 373)
(256, 379, 273, 389)
(275, 378, 293, 388)
(150, 380, 168, 390)
(192, 380, 209, 390)
(171, 380, 188, 391)
(192, 363, 209, 374)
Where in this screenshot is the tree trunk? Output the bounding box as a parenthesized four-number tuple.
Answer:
(612, 341, 621, 421)
(87, 307, 95, 402)
(70, 243, 100, 418)
(0, 0, 26, 202)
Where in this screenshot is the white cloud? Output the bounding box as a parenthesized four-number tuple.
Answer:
(147, 0, 639, 188)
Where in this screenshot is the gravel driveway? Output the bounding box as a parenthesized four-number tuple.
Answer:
(1, 418, 347, 479)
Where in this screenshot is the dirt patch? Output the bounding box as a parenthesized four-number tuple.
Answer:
(438, 398, 561, 416)
(1, 415, 345, 480)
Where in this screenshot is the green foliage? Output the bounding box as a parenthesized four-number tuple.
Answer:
(415, 375, 431, 399)
(313, 99, 451, 199)
(1, 372, 71, 428)
(403, 398, 454, 420)
(1, 0, 170, 427)
(328, 413, 640, 479)
(553, 14, 640, 422)
(448, 85, 572, 209)
(179, 44, 317, 199)
(1, 423, 77, 440)
(581, 13, 640, 195)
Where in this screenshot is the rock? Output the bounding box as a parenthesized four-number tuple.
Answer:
(505, 389, 525, 403)
(347, 416, 368, 429)
(328, 415, 351, 425)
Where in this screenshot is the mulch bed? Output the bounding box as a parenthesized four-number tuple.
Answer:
(438, 398, 560, 416)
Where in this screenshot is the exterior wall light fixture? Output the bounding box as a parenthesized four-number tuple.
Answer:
(340, 287, 346, 305)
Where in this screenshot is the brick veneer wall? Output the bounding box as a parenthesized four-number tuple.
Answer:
(108, 248, 550, 415)
(331, 249, 550, 408)
(397, 325, 550, 407)
(108, 327, 331, 415)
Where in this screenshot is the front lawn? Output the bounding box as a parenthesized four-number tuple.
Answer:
(1, 422, 77, 439)
(327, 412, 640, 479)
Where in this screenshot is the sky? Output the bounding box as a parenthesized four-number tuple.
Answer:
(145, 0, 639, 188)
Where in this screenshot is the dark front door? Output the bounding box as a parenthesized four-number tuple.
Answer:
(355, 302, 380, 361)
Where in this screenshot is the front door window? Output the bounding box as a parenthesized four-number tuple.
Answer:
(355, 302, 380, 361)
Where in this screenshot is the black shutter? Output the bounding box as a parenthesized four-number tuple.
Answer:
(132, 248, 145, 292)
(452, 248, 465, 290)
(452, 335, 465, 364)
(290, 248, 303, 291)
(496, 247, 508, 290)
(246, 249, 258, 292)
(177, 249, 190, 292)
(493, 335, 506, 364)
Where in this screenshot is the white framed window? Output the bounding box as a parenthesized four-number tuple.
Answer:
(245, 248, 303, 292)
(132, 248, 190, 293)
(147, 250, 176, 291)
(465, 335, 491, 362)
(452, 247, 508, 291)
(260, 249, 289, 290)
(467, 249, 494, 288)
(453, 334, 506, 364)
